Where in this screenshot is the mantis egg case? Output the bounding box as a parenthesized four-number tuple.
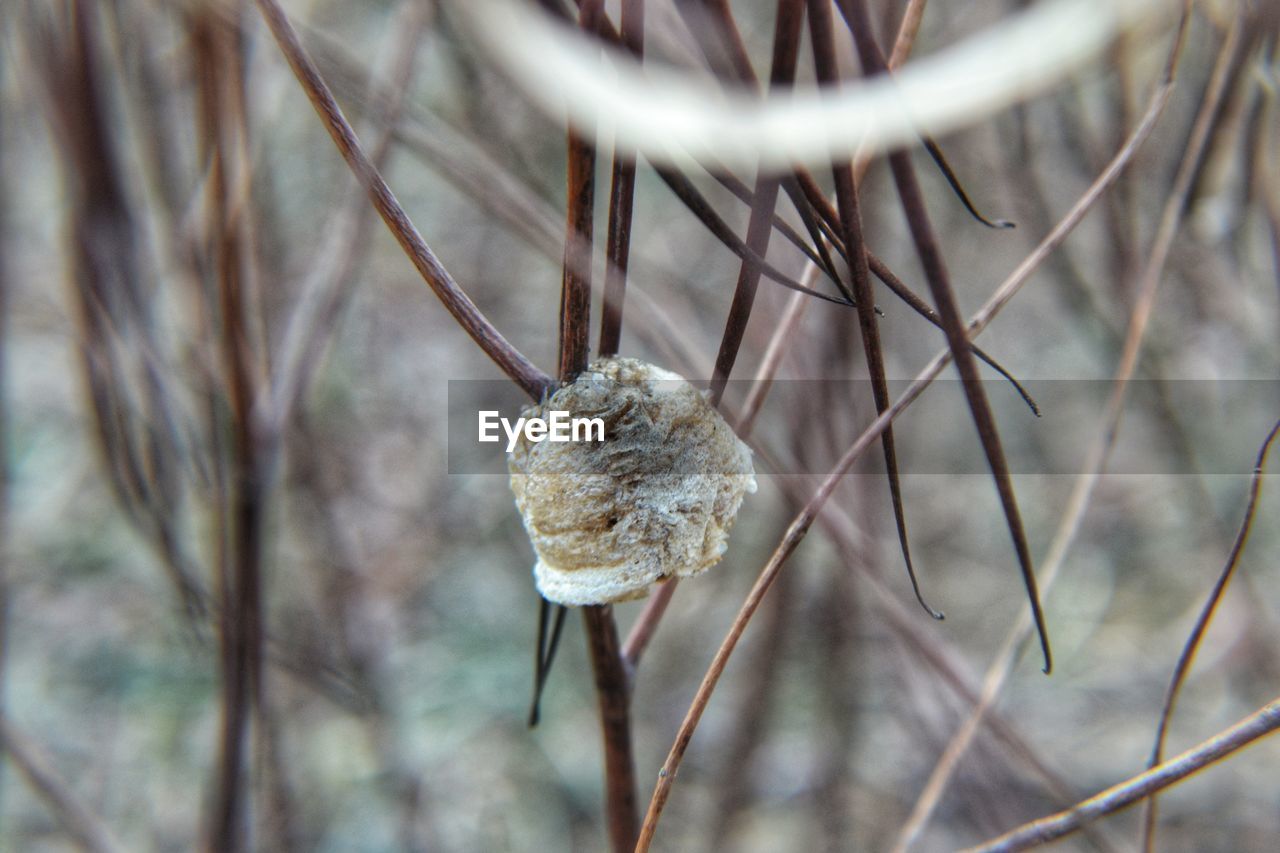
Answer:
(508, 356, 756, 605)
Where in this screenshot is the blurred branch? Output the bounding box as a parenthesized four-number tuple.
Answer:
(192, 6, 264, 849)
(0, 42, 10, 821)
(734, 286, 811, 438)
(29, 0, 207, 618)
(620, 578, 676, 672)
(801, 488, 1128, 853)
(707, 524, 795, 843)
(263, 0, 432, 441)
(0, 718, 126, 853)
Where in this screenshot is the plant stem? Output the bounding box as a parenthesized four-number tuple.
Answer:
(598, 0, 644, 357)
(837, 0, 1050, 671)
(636, 72, 1172, 850)
(964, 696, 1280, 853)
(582, 605, 640, 852)
(253, 0, 553, 400)
(709, 0, 805, 405)
(560, 7, 639, 850)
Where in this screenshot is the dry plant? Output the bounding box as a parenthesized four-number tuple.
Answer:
(1, 0, 1278, 851)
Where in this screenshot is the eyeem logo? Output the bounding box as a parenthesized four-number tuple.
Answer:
(478, 410, 605, 452)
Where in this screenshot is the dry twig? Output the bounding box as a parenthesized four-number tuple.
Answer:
(965, 696, 1280, 852)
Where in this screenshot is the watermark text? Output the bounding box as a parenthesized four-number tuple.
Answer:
(478, 410, 605, 452)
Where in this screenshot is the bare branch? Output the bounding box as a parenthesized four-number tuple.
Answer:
(964, 696, 1280, 853)
(0, 719, 126, 853)
(1140, 418, 1280, 849)
(252, 0, 553, 401)
(636, 45, 1174, 852)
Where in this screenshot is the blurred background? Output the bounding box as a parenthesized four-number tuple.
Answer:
(0, 0, 1277, 850)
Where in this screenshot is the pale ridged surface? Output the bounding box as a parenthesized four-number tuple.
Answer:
(509, 357, 756, 605)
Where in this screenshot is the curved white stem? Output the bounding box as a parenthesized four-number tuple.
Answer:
(447, 0, 1174, 172)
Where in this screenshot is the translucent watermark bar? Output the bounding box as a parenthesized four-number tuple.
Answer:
(447, 379, 1279, 476)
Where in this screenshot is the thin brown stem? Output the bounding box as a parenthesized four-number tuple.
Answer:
(707, 536, 796, 842)
(253, 0, 553, 400)
(560, 131, 594, 380)
(635, 477, 824, 851)
(887, 0, 929, 68)
(718, 158, 1040, 412)
(709, 0, 805, 405)
(837, 0, 1050, 671)
(964, 696, 1280, 853)
(651, 165, 851, 305)
(598, 0, 644, 357)
(563, 7, 639, 851)
(583, 605, 640, 852)
(1139, 419, 1280, 850)
(560, 0, 600, 382)
(620, 579, 677, 671)
(675, 0, 758, 83)
(707, 170, 840, 278)
(193, 9, 262, 850)
(920, 137, 1015, 229)
(735, 287, 812, 437)
(264, 0, 430, 439)
(809, 0, 942, 621)
(892, 11, 1214, 847)
(635, 62, 1172, 852)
